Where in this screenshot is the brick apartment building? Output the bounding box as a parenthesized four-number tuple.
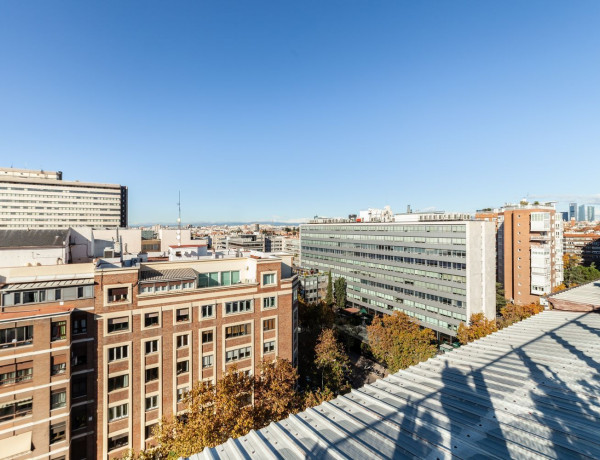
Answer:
(563, 232, 600, 266)
(0, 253, 298, 459)
(0, 264, 96, 459)
(476, 202, 564, 305)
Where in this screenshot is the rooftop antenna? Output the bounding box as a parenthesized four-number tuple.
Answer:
(177, 191, 182, 247)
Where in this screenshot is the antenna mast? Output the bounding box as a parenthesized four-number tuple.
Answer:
(177, 191, 182, 247)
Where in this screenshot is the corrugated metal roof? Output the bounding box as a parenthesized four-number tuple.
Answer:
(140, 267, 197, 283)
(548, 281, 600, 307)
(0, 229, 69, 248)
(188, 311, 600, 460)
(0, 278, 94, 291)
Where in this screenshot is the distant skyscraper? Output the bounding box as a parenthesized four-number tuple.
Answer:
(569, 202, 577, 221)
(586, 205, 595, 222)
(561, 211, 569, 222)
(578, 204, 587, 222)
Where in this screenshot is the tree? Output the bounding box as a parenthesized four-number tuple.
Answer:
(151, 367, 254, 458)
(564, 263, 600, 288)
(253, 359, 300, 427)
(457, 313, 497, 344)
(499, 303, 543, 327)
(302, 387, 335, 410)
(366, 311, 437, 373)
(144, 360, 300, 459)
(314, 328, 351, 395)
(325, 272, 334, 305)
(496, 282, 507, 314)
(334, 277, 347, 309)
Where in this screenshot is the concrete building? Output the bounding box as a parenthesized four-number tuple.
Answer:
(283, 238, 300, 266)
(0, 264, 97, 459)
(0, 229, 72, 268)
(0, 167, 127, 229)
(224, 234, 265, 252)
(476, 202, 564, 305)
(300, 214, 496, 338)
(265, 235, 284, 252)
(298, 273, 329, 304)
(0, 253, 298, 459)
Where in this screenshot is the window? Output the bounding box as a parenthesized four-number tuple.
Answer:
(108, 345, 128, 362)
(72, 375, 87, 398)
(0, 398, 32, 422)
(71, 349, 87, 368)
(51, 321, 67, 341)
(202, 355, 213, 368)
(263, 296, 276, 309)
(263, 319, 275, 331)
(145, 340, 159, 354)
(225, 323, 250, 338)
(71, 405, 87, 431)
(0, 325, 33, 348)
(198, 272, 219, 288)
(108, 433, 128, 452)
(107, 287, 129, 303)
(201, 304, 214, 318)
(177, 387, 189, 402)
(225, 346, 251, 363)
(145, 395, 158, 411)
(144, 312, 160, 328)
(108, 374, 129, 392)
(176, 308, 190, 323)
(201, 331, 213, 344)
(108, 403, 128, 422)
(145, 367, 159, 383)
(221, 271, 231, 286)
(176, 334, 189, 348)
(51, 389, 67, 410)
(51, 355, 67, 375)
(72, 317, 87, 335)
(107, 317, 129, 334)
(263, 341, 276, 354)
(145, 423, 157, 439)
(262, 273, 276, 285)
(176, 360, 189, 375)
(224, 300, 252, 315)
(50, 421, 66, 444)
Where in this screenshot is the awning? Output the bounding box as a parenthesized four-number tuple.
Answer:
(0, 431, 32, 459)
(343, 307, 360, 314)
(1, 278, 94, 292)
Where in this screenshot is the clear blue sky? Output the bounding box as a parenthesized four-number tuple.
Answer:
(1, 1, 599, 224)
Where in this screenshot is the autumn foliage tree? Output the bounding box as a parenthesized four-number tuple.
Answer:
(136, 359, 299, 459)
(498, 303, 544, 327)
(457, 313, 497, 345)
(366, 311, 437, 373)
(314, 328, 351, 395)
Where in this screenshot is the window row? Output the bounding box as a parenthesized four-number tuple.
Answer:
(2, 285, 93, 307)
(198, 270, 241, 288)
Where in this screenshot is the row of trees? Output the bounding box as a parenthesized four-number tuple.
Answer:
(559, 254, 600, 290)
(457, 302, 544, 344)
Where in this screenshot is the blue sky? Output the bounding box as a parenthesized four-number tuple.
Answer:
(1, 1, 599, 224)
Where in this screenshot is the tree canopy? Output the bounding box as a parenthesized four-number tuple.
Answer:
(314, 328, 351, 395)
(366, 311, 437, 373)
(334, 277, 347, 309)
(325, 271, 334, 305)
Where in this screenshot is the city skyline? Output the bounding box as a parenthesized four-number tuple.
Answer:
(2, 1, 600, 223)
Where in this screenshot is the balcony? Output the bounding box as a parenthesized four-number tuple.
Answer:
(530, 234, 550, 242)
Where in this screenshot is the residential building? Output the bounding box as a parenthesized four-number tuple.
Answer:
(569, 202, 578, 221)
(300, 213, 496, 339)
(563, 232, 600, 266)
(94, 253, 297, 458)
(224, 234, 265, 252)
(476, 202, 564, 305)
(283, 238, 300, 266)
(0, 229, 71, 268)
(0, 167, 127, 229)
(0, 264, 97, 459)
(0, 252, 297, 459)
